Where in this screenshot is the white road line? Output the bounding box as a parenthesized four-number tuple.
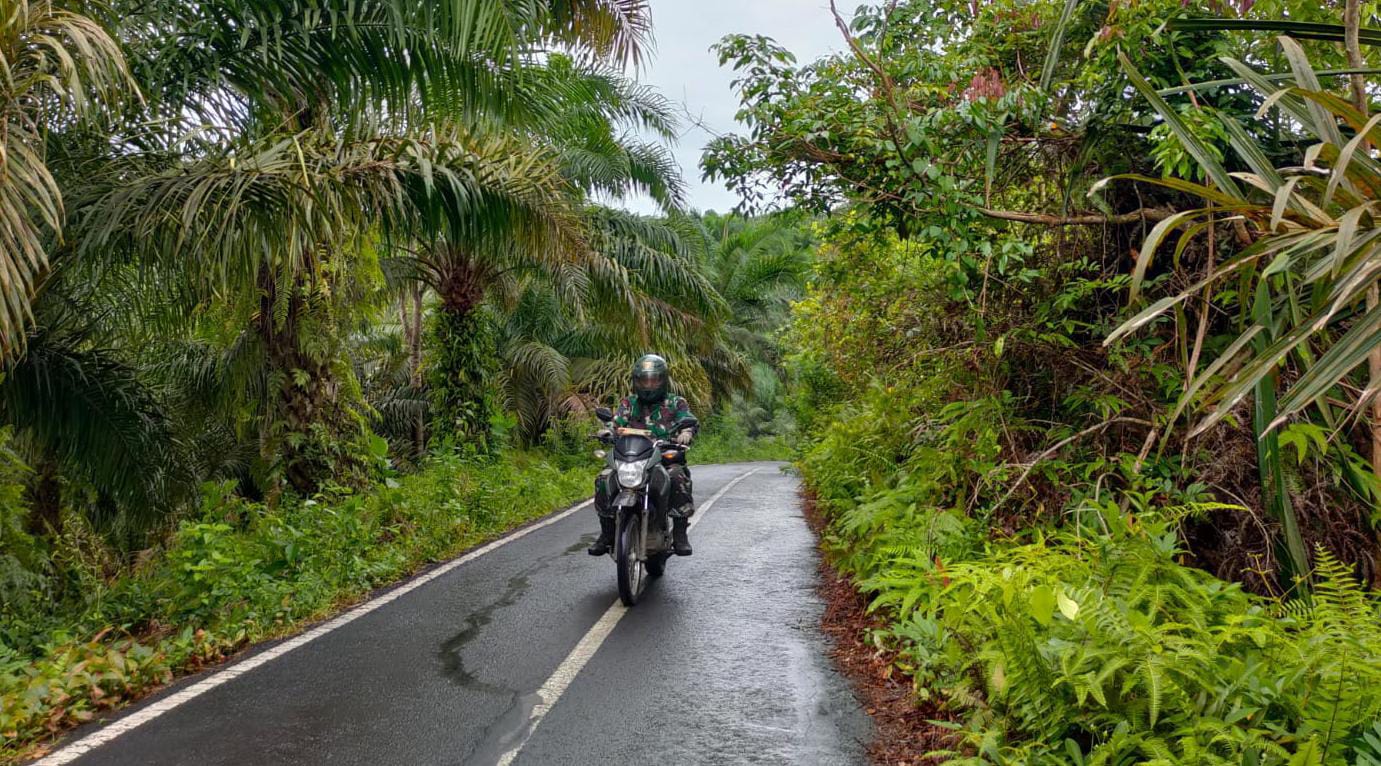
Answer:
(34, 497, 596, 766)
(495, 467, 761, 766)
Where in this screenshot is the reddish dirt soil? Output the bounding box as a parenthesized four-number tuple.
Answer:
(802, 491, 956, 766)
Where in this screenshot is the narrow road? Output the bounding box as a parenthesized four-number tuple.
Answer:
(34, 463, 871, 766)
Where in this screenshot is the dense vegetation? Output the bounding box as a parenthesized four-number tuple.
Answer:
(6, 0, 1381, 763)
(0, 2, 804, 758)
(703, 0, 1381, 762)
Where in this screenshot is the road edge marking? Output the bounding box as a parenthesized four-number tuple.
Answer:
(495, 467, 761, 766)
(33, 497, 596, 766)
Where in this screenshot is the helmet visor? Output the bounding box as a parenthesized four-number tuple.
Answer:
(633, 371, 665, 395)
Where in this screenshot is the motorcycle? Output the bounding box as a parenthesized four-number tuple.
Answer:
(593, 406, 697, 606)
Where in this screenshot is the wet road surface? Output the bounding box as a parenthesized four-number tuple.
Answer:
(35, 463, 870, 766)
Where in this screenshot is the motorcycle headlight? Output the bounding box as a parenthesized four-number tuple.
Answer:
(616, 460, 648, 489)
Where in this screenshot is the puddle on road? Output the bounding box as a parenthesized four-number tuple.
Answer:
(435, 553, 585, 765)
(464, 690, 544, 766)
(438, 570, 534, 694)
(437, 528, 595, 698)
(564, 534, 596, 555)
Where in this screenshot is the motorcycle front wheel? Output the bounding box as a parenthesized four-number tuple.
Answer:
(615, 511, 646, 606)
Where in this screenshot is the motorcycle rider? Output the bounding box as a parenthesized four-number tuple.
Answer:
(588, 354, 698, 557)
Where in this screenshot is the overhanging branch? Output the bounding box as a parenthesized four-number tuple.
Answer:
(976, 206, 1177, 226)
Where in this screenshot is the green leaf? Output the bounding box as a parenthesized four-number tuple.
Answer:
(1041, 0, 1081, 93)
(1030, 584, 1056, 626)
(1278, 37, 1345, 149)
(1120, 54, 1241, 196)
(1106, 295, 1191, 345)
(984, 130, 1001, 202)
(1251, 282, 1310, 590)
(1221, 115, 1284, 189)
(1131, 210, 1205, 302)
(1156, 67, 1381, 96)
(1170, 18, 1381, 47)
(1288, 737, 1324, 766)
(1274, 303, 1381, 425)
(1057, 590, 1080, 620)
(1324, 112, 1381, 208)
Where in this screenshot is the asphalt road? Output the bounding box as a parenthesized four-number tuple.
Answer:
(35, 462, 870, 766)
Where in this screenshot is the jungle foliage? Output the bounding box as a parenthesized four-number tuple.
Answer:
(703, 0, 1381, 761)
(0, 1, 809, 757)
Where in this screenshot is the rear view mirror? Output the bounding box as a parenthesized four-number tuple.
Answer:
(595, 407, 614, 422)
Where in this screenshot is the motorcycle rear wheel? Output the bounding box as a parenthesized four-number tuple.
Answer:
(616, 512, 645, 606)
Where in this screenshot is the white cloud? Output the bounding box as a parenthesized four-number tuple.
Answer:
(618, 0, 841, 215)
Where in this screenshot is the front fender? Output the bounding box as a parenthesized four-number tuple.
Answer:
(648, 464, 672, 510)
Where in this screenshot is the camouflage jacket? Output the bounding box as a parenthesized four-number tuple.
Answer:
(612, 394, 697, 439)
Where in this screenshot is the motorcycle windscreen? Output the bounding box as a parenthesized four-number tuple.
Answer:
(613, 434, 655, 459)
(612, 490, 640, 508)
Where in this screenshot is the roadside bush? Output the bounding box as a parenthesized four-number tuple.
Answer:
(691, 410, 793, 464)
(790, 221, 1381, 765)
(0, 430, 46, 655)
(538, 413, 600, 470)
(811, 454, 1381, 764)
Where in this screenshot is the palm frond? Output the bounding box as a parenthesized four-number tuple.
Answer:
(1108, 41, 1381, 444)
(2, 323, 185, 522)
(0, 0, 133, 361)
(122, 0, 651, 138)
(80, 127, 579, 302)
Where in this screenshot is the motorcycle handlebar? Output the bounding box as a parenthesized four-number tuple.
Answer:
(590, 430, 689, 452)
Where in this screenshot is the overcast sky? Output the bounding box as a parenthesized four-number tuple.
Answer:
(624, 0, 843, 215)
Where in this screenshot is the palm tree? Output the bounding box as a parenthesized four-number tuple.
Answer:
(77, 126, 578, 491)
(493, 209, 751, 444)
(701, 213, 811, 367)
(111, 0, 652, 136)
(351, 311, 430, 466)
(54, 0, 655, 492)
(411, 58, 691, 445)
(2, 293, 183, 536)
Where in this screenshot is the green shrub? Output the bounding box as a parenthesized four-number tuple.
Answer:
(691, 416, 793, 464)
(795, 351, 1381, 764)
(813, 460, 1381, 765)
(539, 412, 601, 470)
(0, 429, 45, 653)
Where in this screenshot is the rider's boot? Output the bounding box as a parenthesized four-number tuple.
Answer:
(587, 516, 616, 556)
(672, 516, 692, 556)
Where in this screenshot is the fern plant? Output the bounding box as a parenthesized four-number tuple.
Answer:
(823, 484, 1381, 765)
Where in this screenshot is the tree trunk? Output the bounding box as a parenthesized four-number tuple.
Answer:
(255, 265, 364, 496)
(408, 285, 425, 388)
(1346, 0, 1369, 126)
(429, 255, 498, 451)
(25, 458, 62, 536)
(402, 284, 427, 457)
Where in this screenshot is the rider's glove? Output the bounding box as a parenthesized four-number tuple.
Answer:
(674, 429, 694, 446)
(596, 429, 612, 440)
